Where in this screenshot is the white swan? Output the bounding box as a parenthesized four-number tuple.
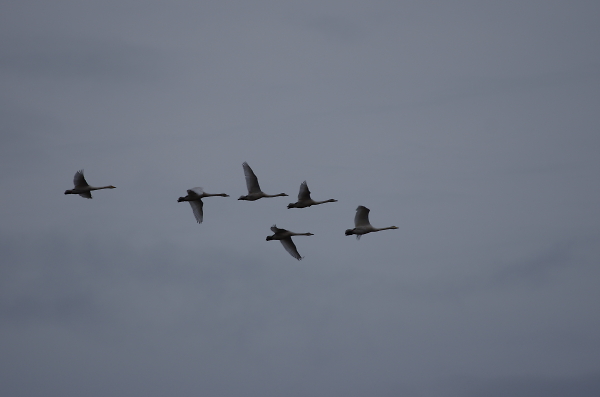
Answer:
(345, 205, 398, 240)
(177, 187, 229, 224)
(238, 162, 288, 201)
(64, 170, 115, 199)
(266, 225, 313, 260)
(287, 181, 337, 209)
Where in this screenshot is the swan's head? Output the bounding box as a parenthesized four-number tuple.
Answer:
(108, 185, 116, 189)
(345, 229, 354, 236)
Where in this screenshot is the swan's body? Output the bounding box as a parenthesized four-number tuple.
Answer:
(64, 170, 115, 199)
(238, 162, 288, 201)
(287, 181, 337, 209)
(266, 225, 313, 260)
(345, 205, 398, 240)
(177, 187, 229, 224)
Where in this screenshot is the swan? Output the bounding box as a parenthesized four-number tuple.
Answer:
(64, 170, 115, 199)
(345, 205, 398, 240)
(238, 162, 288, 201)
(288, 181, 337, 209)
(266, 225, 314, 260)
(177, 187, 229, 224)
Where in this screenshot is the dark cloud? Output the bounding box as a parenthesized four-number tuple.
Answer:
(305, 15, 366, 42)
(488, 242, 573, 288)
(464, 374, 600, 397)
(0, 35, 164, 82)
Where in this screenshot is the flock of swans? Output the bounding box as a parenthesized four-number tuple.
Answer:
(65, 162, 398, 260)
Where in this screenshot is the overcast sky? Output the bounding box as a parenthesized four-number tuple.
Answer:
(1, 1, 600, 396)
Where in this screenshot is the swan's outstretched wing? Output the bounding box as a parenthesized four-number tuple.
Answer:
(73, 170, 89, 188)
(187, 187, 204, 197)
(280, 237, 302, 260)
(271, 224, 286, 234)
(298, 181, 311, 201)
(242, 162, 261, 194)
(189, 200, 204, 223)
(79, 191, 92, 199)
(354, 206, 371, 227)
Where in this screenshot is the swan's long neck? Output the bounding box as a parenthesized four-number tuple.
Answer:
(205, 193, 229, 197)
(90, 185, 116, 191)
(315, 199, 337, 204)
(374, 226, 398, 231)
(291, 232, 313, 236)
(264, 193, 288, 197)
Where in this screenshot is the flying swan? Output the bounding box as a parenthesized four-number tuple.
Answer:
(287, 181, 337, 209)
(345, 205, 398, 240)
(64, 170, 115, 199)
(177, 187, 229, 224)
(238, 162, 288, 201)
(266, 225, 314, 260)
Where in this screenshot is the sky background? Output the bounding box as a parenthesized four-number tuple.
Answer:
(1, 1, 600, 396)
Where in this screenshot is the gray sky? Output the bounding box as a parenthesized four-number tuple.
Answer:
(1, 1, 600, 396)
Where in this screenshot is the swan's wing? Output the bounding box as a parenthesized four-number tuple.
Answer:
(280, 237, 302, 260)
(242, 162, 261, 194)
(271, 224, 285, 234)
(354, 205, 371, 227)
(189, 200, 204, 223)
(188, 187, 204, 197)
(73, 170, 89, 188)
(298, 181, 311, 201)
(79, 191, 92, 199)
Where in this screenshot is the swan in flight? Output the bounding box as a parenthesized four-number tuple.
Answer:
(287, 181, 337, 209)
(64, 170, 115, 199)
(238, 162, 288, 201)
(345, 205, 398, 240)
(266, 225, 314, 260)
(177, 187, 229, 224)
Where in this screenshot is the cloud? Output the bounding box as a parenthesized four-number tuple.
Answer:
(0, 35, 165, 82)
(304, 15, 366, 43)
(488, 242, 573, 288)
(463, 374, 600, 397)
